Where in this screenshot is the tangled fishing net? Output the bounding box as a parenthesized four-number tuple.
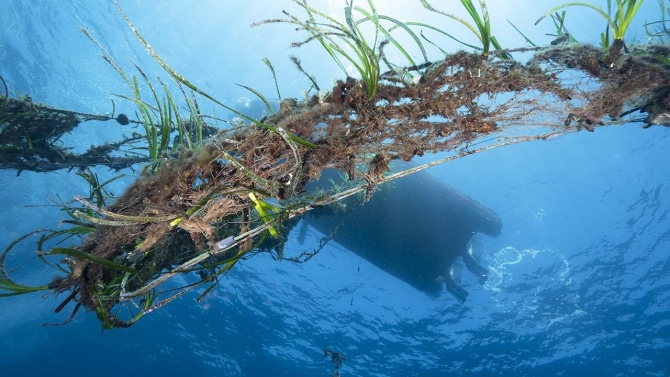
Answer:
(1, 0, 669, 329)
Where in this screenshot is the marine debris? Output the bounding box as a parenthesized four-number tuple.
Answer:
(324, 348, 346, 377)
(1, 0, 669, 329)
(0, 85, 146, 173)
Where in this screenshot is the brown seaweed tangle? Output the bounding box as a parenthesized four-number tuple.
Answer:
(2, 21, 670, 327)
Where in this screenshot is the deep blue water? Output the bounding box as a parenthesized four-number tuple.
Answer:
(1, 1, 669, 376)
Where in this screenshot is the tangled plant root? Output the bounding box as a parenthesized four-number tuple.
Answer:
(4, 42, 670, 328)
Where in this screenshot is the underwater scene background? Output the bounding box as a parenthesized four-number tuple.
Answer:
(0, 0, 668, 376)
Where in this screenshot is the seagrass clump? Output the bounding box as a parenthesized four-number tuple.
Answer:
(2, 0, 670, 328)
(32, 42, 669, 328)
(0, 94, 146, 173)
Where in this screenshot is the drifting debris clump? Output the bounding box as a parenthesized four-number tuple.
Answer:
(1, 0, 669, 328)
(0, 89, 147, 173)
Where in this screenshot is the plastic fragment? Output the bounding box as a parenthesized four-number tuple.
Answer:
(215, 236, 236, 250)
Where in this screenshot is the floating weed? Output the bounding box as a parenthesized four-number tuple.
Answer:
(1, 232, 50, 297)
(253, 0, 382, 99)
(507, 20, 537, 47)
(249, 192, 279, 237)
(550, 11, 578, 44)
(535, 0, 645, 58)
(236, 84, 275, 115)
(643, 0, 670, 40)
(115, 0, 316, 149)
(419, 0, 509, 59)
(263, 57, 282, 101)
(82, 28, 173, 167)
(3, 0, 669, 330)
(355, 7, 429, 81)
(48, 248, 139, 275)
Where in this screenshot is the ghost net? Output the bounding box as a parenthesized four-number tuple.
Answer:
(1, 1, 669, 328)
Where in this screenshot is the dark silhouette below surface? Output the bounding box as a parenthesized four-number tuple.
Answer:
(302, 168, 502, 302)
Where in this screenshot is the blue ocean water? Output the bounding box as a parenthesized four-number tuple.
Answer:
(1, 1, 668, 376)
